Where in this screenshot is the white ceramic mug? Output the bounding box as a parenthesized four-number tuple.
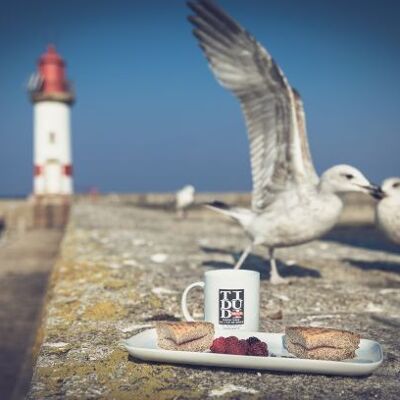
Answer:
(181, 269, 260, 331)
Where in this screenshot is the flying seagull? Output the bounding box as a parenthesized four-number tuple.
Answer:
(187, 0, 380, 284)
(176, 185, 195, 218)
(375, 178, 400, 245)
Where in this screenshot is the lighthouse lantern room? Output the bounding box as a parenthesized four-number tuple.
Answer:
(28, 45, 75, 196)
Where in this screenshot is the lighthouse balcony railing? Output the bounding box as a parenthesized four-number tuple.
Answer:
(29, 79, 75, 104)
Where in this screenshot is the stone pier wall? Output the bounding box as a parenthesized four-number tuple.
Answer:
(27, 199, 399, 399)
(0, 200, 33, 242)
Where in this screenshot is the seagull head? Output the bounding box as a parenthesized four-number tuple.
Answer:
(320, 165, 381, 198)
(186, 185, 195, 193)
(380, 177, 400, 200)
(177, 185, 195, 196)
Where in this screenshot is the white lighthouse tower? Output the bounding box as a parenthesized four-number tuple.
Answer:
(28, 45, 74, 196)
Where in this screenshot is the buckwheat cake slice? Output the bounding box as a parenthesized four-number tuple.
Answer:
(285, 326, 360, 350)
(286, 341, 356, 361)
(156, 321, 215, 352)
(157, 332, 214, 352)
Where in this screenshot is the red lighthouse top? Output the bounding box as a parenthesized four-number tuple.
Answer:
(29, 44, 74, 104)
(39, 45, 67, 93)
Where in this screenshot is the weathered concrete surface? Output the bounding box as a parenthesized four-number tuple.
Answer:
(28, 202, 400, 399)
(0, 199, 33, 243)
(0, 230, 63, 400)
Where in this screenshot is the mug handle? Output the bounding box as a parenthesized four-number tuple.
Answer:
(181, 281, 205, 321)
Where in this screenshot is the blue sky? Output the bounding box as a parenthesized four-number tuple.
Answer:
(0, 0, 399, 196)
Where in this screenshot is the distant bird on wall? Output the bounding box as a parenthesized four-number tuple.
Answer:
(176, 185, 195, 218)
(375, 178, 400, 245)
(188, 0, 380, 284)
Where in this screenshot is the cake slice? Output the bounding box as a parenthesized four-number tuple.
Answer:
(285, 326, 360, 361)
(156, 321, 214, 352)
(286, 341, 356, 361)
(285, 326, 360, 350)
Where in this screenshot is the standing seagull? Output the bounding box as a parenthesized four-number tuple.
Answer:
(188, 0, 380, 284)
(376, 178, 400, 245)
(176, 185, 195, 218)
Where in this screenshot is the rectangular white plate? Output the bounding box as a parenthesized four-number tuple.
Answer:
(123, 329, 383, 376)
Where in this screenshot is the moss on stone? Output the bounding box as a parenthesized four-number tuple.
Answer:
(34, 349, 205, 399)
(103, 278, 128, 290)
(58, 261, 108, 284)
(82, 301, 127, 321)
(142, 294, 163, 309)
(53, 299, 81, 322)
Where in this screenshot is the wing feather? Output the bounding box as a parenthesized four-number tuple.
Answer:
(292, 88, 319, 184)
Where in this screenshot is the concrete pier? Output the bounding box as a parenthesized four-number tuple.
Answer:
(26, 199, 400, 399)
(0, 230, 63, 400)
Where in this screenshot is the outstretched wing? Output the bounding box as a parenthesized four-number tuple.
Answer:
(188, 0, 318, 211)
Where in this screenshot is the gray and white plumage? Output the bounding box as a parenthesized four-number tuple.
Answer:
(376, 178, 400, 245)
(188, 0, 318, 212)
(188, 0, 378, 283)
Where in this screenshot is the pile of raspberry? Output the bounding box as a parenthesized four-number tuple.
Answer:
(210, 336, 268, 356)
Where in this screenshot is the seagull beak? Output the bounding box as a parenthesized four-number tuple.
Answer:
(360, 184, 385, 200)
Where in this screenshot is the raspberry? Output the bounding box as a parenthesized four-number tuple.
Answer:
(248, 341, 268, 356)
(210, 337, 226, 353)
(246, 336, 261, 345)
(224, 336, 238, 348)
(227, 339, 249, 355)
(225, 336, 239, 344)
(225, 336, 242, 354)
(211, 336, 268, 357)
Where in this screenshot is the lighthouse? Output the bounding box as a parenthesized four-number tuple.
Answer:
(28, 45, 75, 196)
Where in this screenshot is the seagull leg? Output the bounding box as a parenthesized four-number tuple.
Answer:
(233, 244, 252, 270)
(269, 248, 289, 285)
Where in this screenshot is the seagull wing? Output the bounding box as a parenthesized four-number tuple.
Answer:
(292, 88, 319, 185)
(188, 0, 318, 211)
